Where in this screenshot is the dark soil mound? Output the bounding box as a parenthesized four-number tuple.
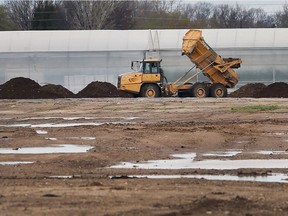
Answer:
(229, 82, 288, 98)
(39, 84, 75, 98)
(76, 81, 133, 98)
(255, 82, 288, 98)
(229, 83, 266, 98)
(0, 77, 42, 99)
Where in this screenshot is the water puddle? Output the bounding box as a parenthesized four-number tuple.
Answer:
(44, 137, 95, 141)
(112, 173, 288, 184)
(202, 149, 242, 157)
(257, 150, 288, 155)
(0, 161, 34, 165)
(0, 117, 139, 128)
(111, 152, 288, 170)
(48, 175, 81, 179)
(36, 130, 48, 134)
(0, 122, 133, 128)
(0, 144, 93, 154)
(273, 132, 288, 136)
(65, 137, 96, 140)
(45, 138, 58, 141)
(0, 117, 139, 121)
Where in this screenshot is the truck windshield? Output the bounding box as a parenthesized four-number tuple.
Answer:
(143, 62, 159, 74)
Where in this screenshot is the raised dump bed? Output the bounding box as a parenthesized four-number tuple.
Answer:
(182, 29, 241, 88)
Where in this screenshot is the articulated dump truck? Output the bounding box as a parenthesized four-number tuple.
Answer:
(117, 29, 242, 98)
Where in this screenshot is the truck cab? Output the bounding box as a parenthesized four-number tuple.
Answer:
(118, 59, 164, 97)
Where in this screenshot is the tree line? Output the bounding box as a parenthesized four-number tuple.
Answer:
(0, 0, 288, 31)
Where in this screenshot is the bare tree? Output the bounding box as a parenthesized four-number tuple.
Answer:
(211, 4, 269, 28)
(63, 1, 121, 30)
(5, 0, 35, 30)
(275, 4, 288, 27)
(133, 0, 189, 29)
(0, 5, 15, 30)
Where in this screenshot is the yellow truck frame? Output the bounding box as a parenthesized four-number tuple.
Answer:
(118, 29, 242, 98)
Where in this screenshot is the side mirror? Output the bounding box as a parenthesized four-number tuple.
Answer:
(131, 61, 141, 71)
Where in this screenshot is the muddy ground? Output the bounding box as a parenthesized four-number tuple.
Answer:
(0, 98, 288, 216)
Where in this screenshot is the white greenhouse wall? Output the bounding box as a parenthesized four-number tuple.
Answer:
(0, 29, 288, 93)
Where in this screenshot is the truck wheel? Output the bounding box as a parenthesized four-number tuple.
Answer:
(191, 83, 209, 98)
(178, 90, 191, 97)
(140, 84, 160, 97)
(210, 83, 227, 98)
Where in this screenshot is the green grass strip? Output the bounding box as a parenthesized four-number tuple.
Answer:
(231, 105, 281, 111)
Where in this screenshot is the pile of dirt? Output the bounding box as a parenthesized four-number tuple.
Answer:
(0, 78, 133, 99)
(229, 82, 288, 98)
(255, 82, 288, 98)
(229, 83, 266, 98)
(3, 77, 286, 99)
(76, 81, 133, 98)
(39, 84, 75, 98)
(0, 77, 74, 99)
(0, 77, 42, 99)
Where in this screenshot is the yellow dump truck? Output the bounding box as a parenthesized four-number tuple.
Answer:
(117, 29, 242, 98)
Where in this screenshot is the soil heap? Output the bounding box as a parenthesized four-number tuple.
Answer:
(76, 81, 133, 98)
(0, 77, 42, 99)
(1, 77, 287, 99)
(39, 84, 75, 98)
(229, 82, 288, 98)
(0, 77, 74, 99)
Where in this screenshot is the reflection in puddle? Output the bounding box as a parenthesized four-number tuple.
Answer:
(0, 161, 34, 165)
(203, 149, 242, 157)
(80, 137, 96, 140)
(0, 122, 132, 128)
(36, 130, 48, 134)
(49, 175, 73, 179)
(45, 137, 58, 141)
(0, 117, 139, 121)
(44, 137, 95, 141)
(65, 137, 96, 140)
(273, 132, 287, 136)
(0, 117, 139, 128)
(0, 144, 93, 154)
(48, 175, 81, 179)
(257, 150, 288, 155)
(111, 152, 288, 170)
(121, 173, 288, 183)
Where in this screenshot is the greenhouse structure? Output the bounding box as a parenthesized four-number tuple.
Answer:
(0, 28, 287, 93)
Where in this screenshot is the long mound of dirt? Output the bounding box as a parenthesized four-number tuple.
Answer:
(229, 82, 288, 98)
(76, 81, 133, 98)
(229, 83, 266, 98)
(1, 77, 287, 99)
(256, 82, 288, 98)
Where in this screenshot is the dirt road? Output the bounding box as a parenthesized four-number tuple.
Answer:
(0, 98, 288, 216)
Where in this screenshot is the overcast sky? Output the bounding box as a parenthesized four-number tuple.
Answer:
(183, 0, 286, 14)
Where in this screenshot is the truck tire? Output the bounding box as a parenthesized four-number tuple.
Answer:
(210, 83, 227, 98)
(140, 84, 160, 97)
(191, 83, 209, 98)
(178, 90, 191, 97)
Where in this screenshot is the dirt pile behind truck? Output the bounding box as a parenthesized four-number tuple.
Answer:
(229, 82, 288, 98)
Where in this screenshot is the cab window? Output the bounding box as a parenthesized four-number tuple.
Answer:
(143, 62, 159, 74)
